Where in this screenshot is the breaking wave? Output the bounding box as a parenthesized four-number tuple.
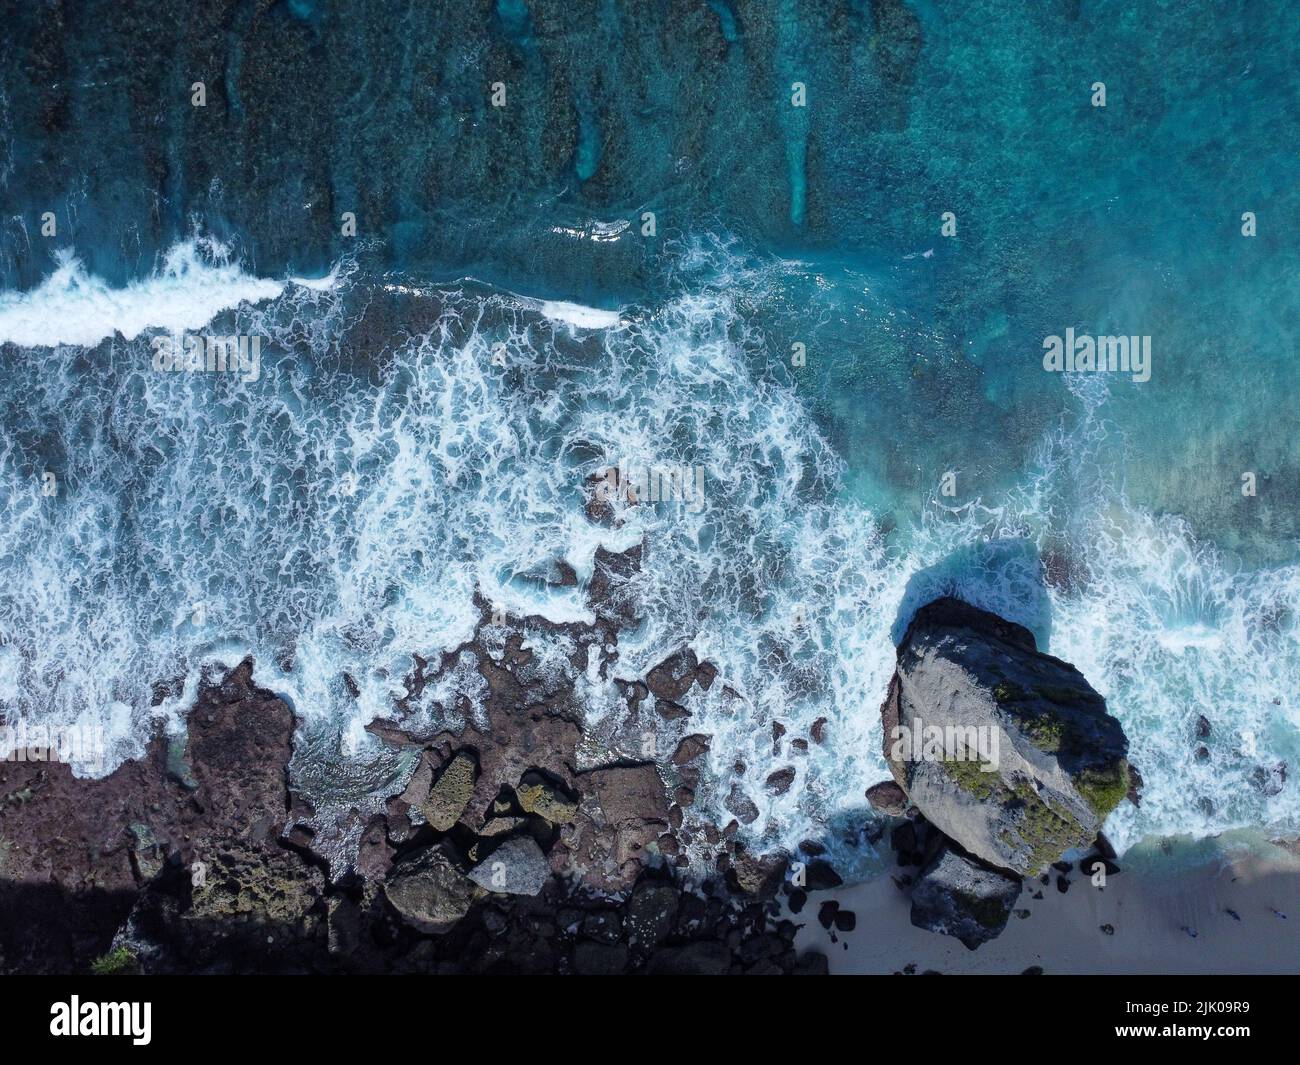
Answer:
(0, 237, 1295, 870)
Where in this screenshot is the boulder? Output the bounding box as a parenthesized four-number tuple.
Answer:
(572, 941, 629, 975)
(625, 881, 679, 946)
(766, 767, 796, 795)
(804, 859, 844, 892)
(882, 597, 1130, 876)
(516, 770, 579, 824)
(865, 780, 908, 816)
(910, 842, 1022, 950)
(725, 784, 760, 825)
(646, 648, 700, 702)
(731, 848, 789, 897)
(383, 845, 479, 934)
(580, 909, 623, 944)
(671, 734, 710, 766)
(421, 750, 477, 831)
(644, 940, 732, 975)
(468, 836, 551, 896)
(582, 763, 669, 825)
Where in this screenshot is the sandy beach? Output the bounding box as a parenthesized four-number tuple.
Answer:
(795, 840, 1300, 975)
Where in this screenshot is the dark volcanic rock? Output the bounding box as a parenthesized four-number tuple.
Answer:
(671, 734, 711, 766)
(644, 940, 731, 975)
(803, 859, 844, 892)
(0, 658, 300, 973)
(0, 549, 829, 974)
(572, 940, 629, 975)
(384, 844, 481, 934)
(866, 779, 909, 816)
(580, 909, 623, 944)
(766, 767, 797, 795)
(625, 880, 679, 947)
(724, 783, 760, 825)
(909, 842, 1023, 950)
(646, 648, 700, 702)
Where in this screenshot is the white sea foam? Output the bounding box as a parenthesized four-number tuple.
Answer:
(0, 240, 285, 347)
(537, 299, 622, 329)
(0, 240, 1293, 872)
(288, 266, 341, 292)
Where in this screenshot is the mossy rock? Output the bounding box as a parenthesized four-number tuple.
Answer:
(90, 946, 139, 976)
(422, 751, 478, 832)
(515, 771, 578, 824)
(886, 598, 1132, 877)
(189, 844, 322, 924)
(1076, 760, 1131, 819)
(939, 756, 1009, 803)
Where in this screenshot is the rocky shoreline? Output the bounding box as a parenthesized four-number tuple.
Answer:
(0, 652, 834, 975)
(0, 534, 843, 975)
(0, 584, 1145, 974)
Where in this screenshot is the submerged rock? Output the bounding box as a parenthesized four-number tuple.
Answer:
(882, 597, 1130, 876)
(909, 842, 1022, 950)
(725, 783, 760, 825)
(1252, 761, 1287, 797)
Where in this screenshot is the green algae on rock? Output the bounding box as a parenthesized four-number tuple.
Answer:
(882, 598, 1130, 877)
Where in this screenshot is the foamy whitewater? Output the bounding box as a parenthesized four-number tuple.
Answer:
(0, 238, 1295, 874)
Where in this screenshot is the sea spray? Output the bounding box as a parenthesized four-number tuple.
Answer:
(0, 240, 1294, 875)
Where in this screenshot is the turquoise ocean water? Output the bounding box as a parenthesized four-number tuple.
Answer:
(0, 0, 1296, 873)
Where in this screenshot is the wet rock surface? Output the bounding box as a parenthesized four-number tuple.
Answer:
(0, 567, 826, 974)
(0, 585, 1129, 970)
